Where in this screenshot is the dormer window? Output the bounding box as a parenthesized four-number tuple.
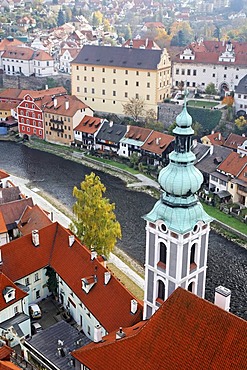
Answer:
(3, 286, 16, 303)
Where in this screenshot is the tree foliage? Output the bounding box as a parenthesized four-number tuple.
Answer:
(205, 82, 217, 95)
(122, 97, 145, 121)
(45, 266, 58, 296)
(71, 173, 121, 257)
(235, 116, 247, 129)
(222, 96, 234, 106)
(57, 9, 65, 26)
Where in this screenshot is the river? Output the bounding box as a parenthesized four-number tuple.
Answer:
(0, 141, 246, 319)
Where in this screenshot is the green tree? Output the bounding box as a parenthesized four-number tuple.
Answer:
(167, 121, 176, 135)
(57, 9, 65, 26)
(129, 152, 140, 169)
(92, 11, 103, 27)
(64, 7, 72, 22)
(123, 97, 145, 122)
(45, 266, 58, 296)
(124, 24, 132, 40)
(71, 173, 121, 257)
(192, 122, 203, 136)
(213, 25, 221, 41)
(205, 82, 217, 95)
(235, 116, 247, 129)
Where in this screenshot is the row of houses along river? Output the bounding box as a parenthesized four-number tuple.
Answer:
(0, 141, 246, 320)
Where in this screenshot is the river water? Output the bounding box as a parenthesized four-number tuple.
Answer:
(0, 141, 246, 319)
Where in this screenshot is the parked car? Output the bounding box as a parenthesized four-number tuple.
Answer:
(29, 304, 42, 319)
(31, 322, 43, 335)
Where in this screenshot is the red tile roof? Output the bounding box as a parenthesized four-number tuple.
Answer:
(0, 198, 34, 228)
(74, 116, 102, 134)
(0, 361, 21, 369)
(33, 50, 53, 61)
(0, 272, 27, 311)
(1, 223, 143, 332)
(141, 131, 174, 155)
(17, 205, 52, 236)
(125, 126, 152, 142)
(0, 170, 9, 180)
(144, 22, 165, 29)
(122, 39, 160, 50)
(0, 345, 13, 361)
(0, 38, 23, 52)
(0, 87, 67, 102)
(217, 151, 247, 177)
(2, 47, 34, 61)
(223, 133, 246, 150)
(72, 288, 247, 370)
(0, 212, 7, 233)
(202, 132, 225, 146)
(173, 40, 247, 66)
(43, 95, 89, 117)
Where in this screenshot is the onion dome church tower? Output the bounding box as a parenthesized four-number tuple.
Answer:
(143, 96, 212, 320)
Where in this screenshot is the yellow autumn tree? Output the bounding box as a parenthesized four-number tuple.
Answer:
(235, 116, 247, 129)
(71, 172, 121, 257)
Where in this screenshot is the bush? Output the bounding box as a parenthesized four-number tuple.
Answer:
(187, 107, 222, 134)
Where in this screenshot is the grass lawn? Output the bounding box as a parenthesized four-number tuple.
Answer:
(187, 100, 218, 109)
(202, 203, 247, 235)
(107, 263, 144, 300)
(85, 154, 139, 174)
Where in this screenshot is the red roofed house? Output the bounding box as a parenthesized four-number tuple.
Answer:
(17, 204, 52, 236)
(0, 37, 24, 70)
(0, 222, 143, 345)
(0, 211, 9, 246)
(0, 170, 10, 188)
(44, 95, 93, 145)
(72, 288, 247, 370)
(59, 47, 81, 74)
(217, 151, 247, 207)
(172, 40, 247, 95)
(118, 126, 152, 158)
(2, 46, 56, 77)
(0, 272, 29, 348)
(201, 131, 225, 146)
(17, 87, 67, 140)
(141, 131, 174, 165)
(74, 115, 105, 150)
(224, 132, 247, 155)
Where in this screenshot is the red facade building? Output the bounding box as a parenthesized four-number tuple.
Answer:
(18, 94, 44, 139)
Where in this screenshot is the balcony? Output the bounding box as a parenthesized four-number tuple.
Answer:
(51, 127, 64, 133)
(50, 118, 63, 125)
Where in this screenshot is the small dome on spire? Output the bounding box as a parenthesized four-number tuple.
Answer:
(176, 103, 192, 128)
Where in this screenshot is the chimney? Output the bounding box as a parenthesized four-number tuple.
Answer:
(45, 84, 48, 90)
(32, 230, 39, 247)
(91, 250, 97, 260)
(130, 299, 138, 314)
(69, 235, 75, 247)
(109, 121, 113, 127)
(192, 138, 197, 148)
(65, 101, 69, 110)
(116, 327, 126, 340)
(94, 324, 102, 343)
(218, 133, 221, 141)
(211, 130, 214, 134)
(156, 137, 161, 145)
(242, 133, 245, 137)
(104, 271, 111, 285)
(0, 249, 2, 265)
(54, 98, 57, 108)
(145, 38, 148, 48)
(214, 286, 231, 312)
(209, 145, 214, 155)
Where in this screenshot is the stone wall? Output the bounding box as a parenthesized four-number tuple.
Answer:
(1, 74, 71, 93)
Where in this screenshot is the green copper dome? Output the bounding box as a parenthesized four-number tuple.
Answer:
(144, 94, 212, 233)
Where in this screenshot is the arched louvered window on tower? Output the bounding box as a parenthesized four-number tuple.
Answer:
(158, 242, 167, 270)
(190, 243, 197, 271)
(157, 280, 166, 302)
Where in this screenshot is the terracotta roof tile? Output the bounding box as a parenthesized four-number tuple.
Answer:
(0, 272, 27, 311)
(0, 360, 21, 369)
(2, 47, 34, 61)
(141, 131, 174, 155)
(0, 198, 34, 229)
(125, 126, 152, 142)
(0, 187, 21, 204)
(1, 223, 143, 332)
(43, 95, 89, 117)
(0, 345, 13, 361)
(202, 132, 225, 146)
(33, 50, 53, 61)
(0, 38, 23, 52)
(0, 170, 9, 180)
(74, 116, 102, 134)
(17, 204, 52, 236)
(72, 288, 247, 370)
(223, 133, 246, 150)
(0, 212, 7, 233)
(217, 151, 247, 177)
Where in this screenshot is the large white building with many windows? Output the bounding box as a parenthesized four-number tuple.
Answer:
(172, 40, 247, 96)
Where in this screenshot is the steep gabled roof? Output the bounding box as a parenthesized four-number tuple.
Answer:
(141, 131, 174, 155)
(202, 132, 225, 146)
(195, 145, 232, 175)
(72, 45, 163, 70)
(122, 39, 161, 50)
(235, 74, 247, 94)
(0, 38, 23, 52)
(0, 272, 27, 311)
(2, 46, 34, 61)
(0, 198, 34, 229)
(0, 170, 9, 180)
(0, 211, 7, 233)
(96, 122, 127, 143)
(72, 288, 247, 370)
(0, 345, 13, 361)
(0, 187, 21, 204)
(124, 126, 152, 142)
(223, 133, 246, 150)
(1, 223, 143, 333)
(17, 204, 52, 236)
(74, 115, 102, 134)
(33, 50, 53, 61)
(43, 95, 89, 117)
(217, 151, 247, 177)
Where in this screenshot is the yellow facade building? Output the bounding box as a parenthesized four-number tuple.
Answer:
(71, 45, 171, 117)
